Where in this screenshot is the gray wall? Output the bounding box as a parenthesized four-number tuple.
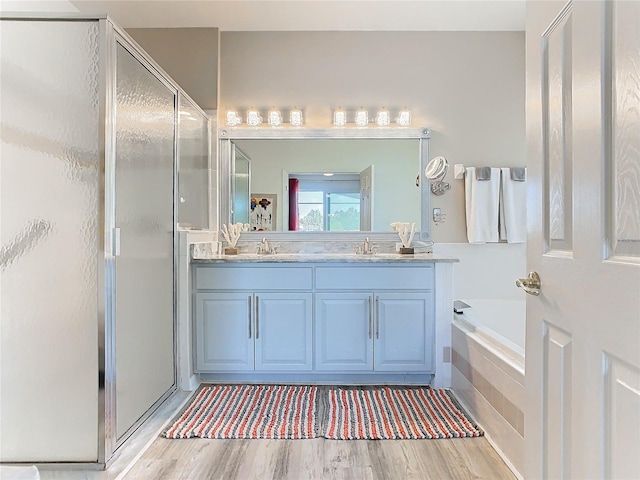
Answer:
(219, 31, 525, 242)
(128, 27, 218, 110)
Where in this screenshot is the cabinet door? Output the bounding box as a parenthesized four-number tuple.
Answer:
(195, 292, 254, 371)
(374, 293, 434, 372)
(255, 293, 313, 371)
(315, 293, 373, 371)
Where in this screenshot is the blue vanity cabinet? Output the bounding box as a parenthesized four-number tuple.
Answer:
(194, 265, 314, 373)
(254, 292, 313, 371)
(195, 292, 254, 371)
(194, 262, 436, 378)
(314, 265, 435, 373)
(374, 292, 434, 372)
(314, 293, 374, 370)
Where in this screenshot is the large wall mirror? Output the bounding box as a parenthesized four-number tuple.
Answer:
(219, 127, 431, 241)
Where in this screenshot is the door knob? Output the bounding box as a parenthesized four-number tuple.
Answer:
(516, 271, 541, 296)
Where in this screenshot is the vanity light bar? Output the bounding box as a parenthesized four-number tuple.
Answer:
(333, 107, 411, 127)
(225, 107, 412, 127)
(226, 108, 304, 127)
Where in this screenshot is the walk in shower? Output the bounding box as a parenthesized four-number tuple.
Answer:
(0, 15, 210, 467)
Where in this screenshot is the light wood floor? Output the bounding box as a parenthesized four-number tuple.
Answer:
(122, 436, 516, 480)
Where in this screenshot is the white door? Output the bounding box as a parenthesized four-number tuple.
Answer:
(360, 165, 373, 230)
(525, 1, 640, 479)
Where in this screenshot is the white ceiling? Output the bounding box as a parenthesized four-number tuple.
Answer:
(56, 0, 525, 31)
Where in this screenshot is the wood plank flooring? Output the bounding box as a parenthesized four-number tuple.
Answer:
(123, 436, 516, 480)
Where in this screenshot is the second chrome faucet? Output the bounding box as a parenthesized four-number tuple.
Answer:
(258, 237, 278, 255)
(355, 237, 376, 255)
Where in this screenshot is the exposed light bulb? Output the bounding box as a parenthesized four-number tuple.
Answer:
(225, 110, 242, 127)
(355, 107, 368, 127)
(267, 107, 282, 127)
(246, 108, 262, 127)
(396, 108, 412, 127)
(333, 107, 347, 127)
(289, 107, 303, 127)
(376, 107, 390, 127)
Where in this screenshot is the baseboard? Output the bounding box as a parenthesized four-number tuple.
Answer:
(113, 390, 195, 480)
(481, 431, 524, 480)
(181, 373, 200, 391)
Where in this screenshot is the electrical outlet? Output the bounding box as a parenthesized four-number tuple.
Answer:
(433, 208, 446, 224)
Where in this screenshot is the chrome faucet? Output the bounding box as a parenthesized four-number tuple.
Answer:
(258, 237, 277, 255)
(356, 237, 376, 255)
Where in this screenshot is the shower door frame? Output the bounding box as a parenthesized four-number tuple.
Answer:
(101, 19, 183, 466)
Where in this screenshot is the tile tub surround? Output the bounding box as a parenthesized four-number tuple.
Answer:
(433, 243, 525, 301)
(452, 321, 525, 478)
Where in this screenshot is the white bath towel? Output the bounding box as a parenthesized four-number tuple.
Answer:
(499, 168, 527, 243)
(465, 167, 501, 243)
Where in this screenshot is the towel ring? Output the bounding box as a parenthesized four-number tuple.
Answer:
(425, 156, 451, 196)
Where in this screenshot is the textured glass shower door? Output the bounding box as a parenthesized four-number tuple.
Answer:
(0, 19, 101, 462)
(177, 94, 210, 229)
(232, 146, 251, 224)
(114, 43, 176, 441)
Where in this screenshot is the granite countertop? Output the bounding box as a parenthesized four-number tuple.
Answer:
(192, 253, 459, 264)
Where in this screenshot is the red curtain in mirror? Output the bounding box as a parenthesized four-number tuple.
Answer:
(288, 178, 299, 231)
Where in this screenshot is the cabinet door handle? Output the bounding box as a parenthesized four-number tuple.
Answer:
(255, 295, 259, 339)
(376, 296, 380, 339)
(368, 296, 373, 339)
(248, 295, 252, 338)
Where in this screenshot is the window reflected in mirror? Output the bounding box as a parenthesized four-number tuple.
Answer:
(290, 173, 362, 232)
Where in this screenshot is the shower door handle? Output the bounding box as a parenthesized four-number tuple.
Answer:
(112, 228, 121, 256)
(516, 272, 540, 296)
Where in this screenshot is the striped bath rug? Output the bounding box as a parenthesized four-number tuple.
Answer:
(163, 385, 318, 439)
(323, 387, 483, 440)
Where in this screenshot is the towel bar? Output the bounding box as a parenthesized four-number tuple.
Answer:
(453, 164, 527, 180)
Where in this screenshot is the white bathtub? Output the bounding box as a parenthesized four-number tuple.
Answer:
(451, 298, 526, 479)
(456, 298, 525, 358)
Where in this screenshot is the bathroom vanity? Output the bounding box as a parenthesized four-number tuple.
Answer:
(183, 125, 457, 387)
(191, 254, 457, 386)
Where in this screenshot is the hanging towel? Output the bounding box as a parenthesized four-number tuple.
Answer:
(499, 168, 527, 243)
(465, 167, 501, 243)
(475, 167, 492, 180)
(510, 167, 526, 182)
